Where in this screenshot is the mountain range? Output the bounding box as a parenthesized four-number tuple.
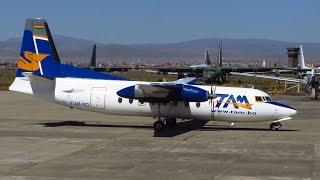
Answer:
(1, 35, 320, 64)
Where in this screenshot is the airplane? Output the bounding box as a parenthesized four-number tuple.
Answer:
(232, 64, 320, 99)
(189, 48, 213, 68)
(81, 44, 107, 72)
(9, 18, 297, 132)
(80, 44, 130, 72)
(272, 45, 320, 78)
(295, 45, 320, 78)
(155, 42, 278, 84)
(146, 47, 225, 83)
(232, 45, 320, 99)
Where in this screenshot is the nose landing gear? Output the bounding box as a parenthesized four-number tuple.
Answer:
(270, 122, 282, 131)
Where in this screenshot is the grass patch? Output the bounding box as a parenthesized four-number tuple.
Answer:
(0, 70, 15, 91)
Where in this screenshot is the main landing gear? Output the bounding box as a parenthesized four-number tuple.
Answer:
(270, 122, 282, 131)
(153, 118, 177, 131)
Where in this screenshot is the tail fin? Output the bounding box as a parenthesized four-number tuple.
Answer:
(90, 44, 96, 67)
(218, 41, 222, 67)
(203, 49, 212, 65)
(16, 18, 60, 78)
(299, 45, 306, 69)
(11, 18, 128, 95)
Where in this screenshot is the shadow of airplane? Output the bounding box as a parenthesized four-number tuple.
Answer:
(38, 120, 299, 137)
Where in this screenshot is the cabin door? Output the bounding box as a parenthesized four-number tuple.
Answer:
(90, 87, 107, 109)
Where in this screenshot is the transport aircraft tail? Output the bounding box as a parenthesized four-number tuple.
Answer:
(90, 44, 96, 67)
(16, 18, 61, 78)
(203, 49, 212, 66)
(10, 18, 128, 95)
(218, 41, 222, 68)
(299, 45, 306, 69)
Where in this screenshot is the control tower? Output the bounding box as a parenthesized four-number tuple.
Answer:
(287, 48, 300, 68)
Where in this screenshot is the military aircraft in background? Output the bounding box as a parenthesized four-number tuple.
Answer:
(82, 44, 108, 72)
(154, 42, 277, 84)
(81, 44, 132, 72)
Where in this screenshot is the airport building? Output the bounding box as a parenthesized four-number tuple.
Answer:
(287, 47, 300, 68)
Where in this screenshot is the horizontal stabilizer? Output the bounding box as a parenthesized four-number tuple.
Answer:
(29, 74, 56, 101)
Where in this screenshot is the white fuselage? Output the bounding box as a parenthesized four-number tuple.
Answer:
(10, 77, 297, 123)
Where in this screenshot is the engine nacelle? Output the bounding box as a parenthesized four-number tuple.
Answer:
(178, 85, 209, 102)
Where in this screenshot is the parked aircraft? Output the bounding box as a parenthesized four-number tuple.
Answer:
(9, 18, 297, 131)
(155, 42, 277, 84)
(233, 45, 320, 99)
(272, 45, 320, 78)
(232, 66, 319, 99)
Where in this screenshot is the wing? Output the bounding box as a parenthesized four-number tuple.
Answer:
(221, 67, 277, 73)
(230, 72, 307, 84)
(172, 77, 198, 84)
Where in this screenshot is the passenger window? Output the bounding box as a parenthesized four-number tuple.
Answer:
(129, 99, 133, 104)
(255, 96, 263, 102)
(118, 97, 122, 103)
(196, 102, 201, 108)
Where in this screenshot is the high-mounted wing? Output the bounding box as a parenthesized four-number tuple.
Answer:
(230, 72, 307, 84)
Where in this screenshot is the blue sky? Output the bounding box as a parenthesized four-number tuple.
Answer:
(1, 0, 319, 44)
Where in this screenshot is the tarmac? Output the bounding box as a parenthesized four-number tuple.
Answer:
(0, 91, 319, 180)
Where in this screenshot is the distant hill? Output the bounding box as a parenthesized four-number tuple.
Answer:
(1, 35, 320, 63)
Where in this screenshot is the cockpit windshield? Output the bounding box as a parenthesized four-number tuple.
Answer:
(264, 96, 272, 102)
(255, 96, 272, 102)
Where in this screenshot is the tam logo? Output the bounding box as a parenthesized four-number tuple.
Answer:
(215, 94, 252, 109)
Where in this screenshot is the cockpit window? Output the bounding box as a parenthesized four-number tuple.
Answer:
(255, 96, 263, 102)
(264, 96, 272, 102)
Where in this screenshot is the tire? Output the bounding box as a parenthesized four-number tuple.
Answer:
(270, 123, 280, 131)
(154, 121, 165, 131)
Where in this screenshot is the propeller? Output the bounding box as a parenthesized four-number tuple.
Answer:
(209, 79, 217, 119)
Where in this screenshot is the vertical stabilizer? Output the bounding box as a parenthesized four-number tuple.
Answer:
(218, 41, 223, 68)
(16, 18, 61, 78)
(299, 45, 306, 69)
(90, 44, 96, 67)
(203, 48, 212, 65)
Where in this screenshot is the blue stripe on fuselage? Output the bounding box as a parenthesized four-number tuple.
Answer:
(265, 101, 296, 111)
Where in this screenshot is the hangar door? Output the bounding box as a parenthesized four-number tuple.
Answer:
(90, 87, 107, 109)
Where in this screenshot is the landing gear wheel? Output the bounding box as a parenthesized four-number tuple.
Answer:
(270, 122, 281, 131)
(166, 118, 177, 128)
(154, 121, 165, 131)
(276, 122, 282, 128)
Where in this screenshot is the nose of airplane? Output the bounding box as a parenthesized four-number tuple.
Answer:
(267, 101, 297, 118)
(286, 108, 298, 116)
(276, 105, 297, 118)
